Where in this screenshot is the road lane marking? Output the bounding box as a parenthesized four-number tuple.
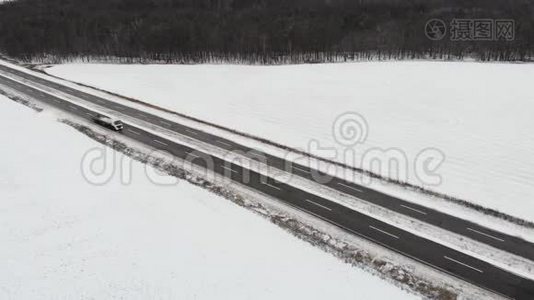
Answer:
(444, 256, 483, 273)
(216, 140, 232, 147)
(127, 129, 141, 135)
(185, 129, 198, 135)
(85, 112, 94, 117)
(369, 226, 399, 239)
(69, 105, 78, 110)
(153, 140, 168, 146)
(159, 120, 172, 126)
(263, 182, 281, 191)
(276, 201, 508, 299)
(466, 228, 505, 242)
(337, 182, 362, 193)
(187, 153, 200, 159)
(114, 106, 123, 110)
(222, 165, 238, 174)
(137, 113, 146, 119)
(400, 204, 428, 215)
(53, 99, 60, 103)
(293, 165, 310, 173)
(305, 199, 333, 211)
(249, 151, 266, 159)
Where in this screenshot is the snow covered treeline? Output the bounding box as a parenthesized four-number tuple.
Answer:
(0, 0, 532, 63)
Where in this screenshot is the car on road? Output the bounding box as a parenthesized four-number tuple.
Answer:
(93, 115, 124, 131)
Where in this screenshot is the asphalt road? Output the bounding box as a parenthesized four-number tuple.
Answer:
(2, 64, 534, 262)
(1, 68, 534, 299)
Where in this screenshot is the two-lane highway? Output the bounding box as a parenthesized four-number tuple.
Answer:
(1, 67, 534, 298)
(1, 64, 533, 263)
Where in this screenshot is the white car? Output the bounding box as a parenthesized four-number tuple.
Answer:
(94, 115, 124, 131)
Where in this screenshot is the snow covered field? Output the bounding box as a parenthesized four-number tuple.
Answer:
(46, 62, 534, 223)
(0, 95, 416, 299)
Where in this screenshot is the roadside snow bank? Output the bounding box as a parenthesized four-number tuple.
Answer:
(46, 62, 534, 222)
(0, 96, 415, 299)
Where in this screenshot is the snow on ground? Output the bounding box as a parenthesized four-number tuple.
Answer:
(46, 62, 534, 222)
(0, 96, 416, 299)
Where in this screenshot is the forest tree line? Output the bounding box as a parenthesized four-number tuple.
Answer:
(0, 0, 533, 63)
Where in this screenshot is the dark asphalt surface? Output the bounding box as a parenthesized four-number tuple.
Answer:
(1, 67, 534, 299)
